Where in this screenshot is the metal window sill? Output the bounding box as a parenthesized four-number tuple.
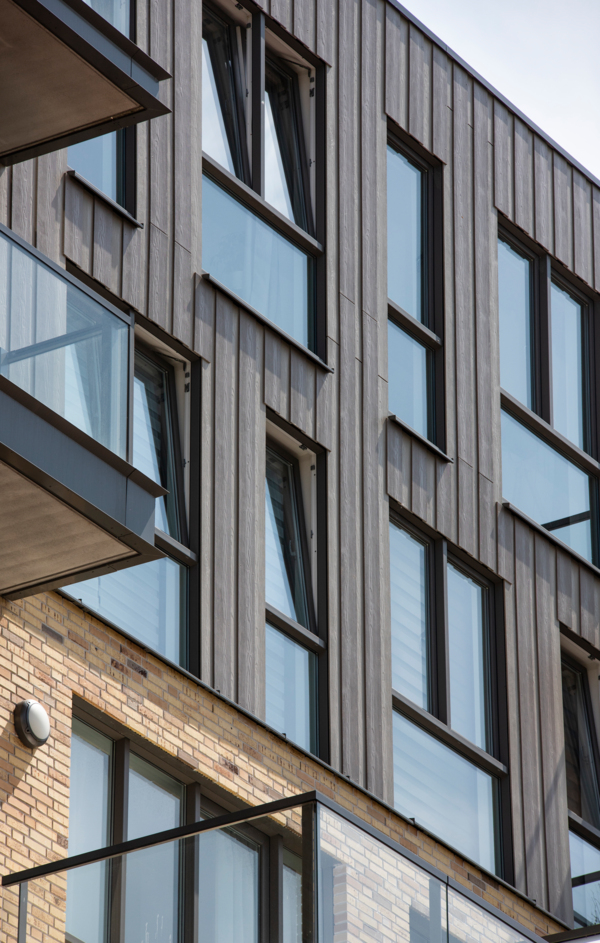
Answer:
(67, 169, 143, 228)
(501, 501, 600, 579)
(388, 413, 453, 462)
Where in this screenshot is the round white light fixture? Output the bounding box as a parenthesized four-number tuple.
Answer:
(14, 700, 50, 748)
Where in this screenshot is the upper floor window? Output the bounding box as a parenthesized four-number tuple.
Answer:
(390, 517, 503, 875)
(83, 0, 131, 34)
(387, 138, 442, 447)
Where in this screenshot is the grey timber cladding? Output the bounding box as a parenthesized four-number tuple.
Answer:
(2, 0, 600, 928)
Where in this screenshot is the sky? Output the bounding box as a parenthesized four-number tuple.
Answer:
(400, 0, 600, 180)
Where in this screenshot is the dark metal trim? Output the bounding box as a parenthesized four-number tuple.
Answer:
(391, 692, 508, 776)
(202, 153, 323, 256)
(387, 300, 442, 349)
(569, 810, 600, 847)
(546, 927, 600, 943)
(154, 530, 197, 565)
(201, 273, 333, 372)
(266, 605, 325, 653)
(66, 170, 143, 228)
(388, 413, 453, 463)
(251, 10, 265, 197)
(266, 408, 327, 454)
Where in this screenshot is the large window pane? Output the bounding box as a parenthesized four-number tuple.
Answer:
(202, 10, 246, 180)
(264, 60, 308, 232)
(198, 827, 259, 943)
(265, 447, 309, 627)
(389, 521, 428, 710)
(447, 564, 489, 751)
(133, 350, 181, 540)
(66, 555, 187, 666)
(562, 661, 600, 828)
(393, 712, 498, 874)
(66, 720, 112, 943)
(68, 133, 119, 202)
(82, 0, 129, 33)
(0, 229, 129, 456)
(265, 623, 316, 753)
(388, 319, 429, 438)
(498, 238, 532, 408)
(570, 830, 600, 927)
(551, 282, 584, 449)
(283, 849, 302, 943)
(125, 754, 183, 943)
(501, 409, 593, 561)
(387, 146, 423, 321)
(203, 176, 313, 348)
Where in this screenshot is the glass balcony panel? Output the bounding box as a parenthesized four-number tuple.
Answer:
(202, 175, 314, 349)
(388, 319, 429, 438)
(198, 827, 260, 943)
(65, 555, 188, 667)
(0, 230, 129, 457)
(570, 830, 600, 927)
(501, 409, 592, 560)
(447, 886, 531, 943)
(318, 805, 448, 943)
(283, 849, 302, 943)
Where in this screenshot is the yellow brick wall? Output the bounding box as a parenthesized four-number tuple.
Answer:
(0, 591, 564, 939)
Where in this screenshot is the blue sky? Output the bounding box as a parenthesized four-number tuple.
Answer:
(401, 0, 600, 180)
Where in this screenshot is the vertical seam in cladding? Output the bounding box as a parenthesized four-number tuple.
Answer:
(532, 535, 551, 911)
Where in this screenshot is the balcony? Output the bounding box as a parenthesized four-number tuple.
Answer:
(0, 222, 163, 599)
(1, 790, 546, 943)
(0, 0, 169, 165)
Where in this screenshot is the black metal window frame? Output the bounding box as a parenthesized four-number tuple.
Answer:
(201, 0, 326, 359)
(562, 652, 600, 836)
(389, 509, 512, 881)
(387, 127, 445, 451)
(265, 423, 329, 762)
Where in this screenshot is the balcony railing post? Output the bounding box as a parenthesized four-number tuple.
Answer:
(302, 802, 317, 943)
(17, 882, 27, 943)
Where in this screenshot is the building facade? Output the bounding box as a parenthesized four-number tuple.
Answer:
(1, 0, 600, 939)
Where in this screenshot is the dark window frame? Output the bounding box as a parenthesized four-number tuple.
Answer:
(562, 652, 600, 825)
(201, 1, 326, 358)
(389, 508, 511, 881)
(387, 126, 445, 451)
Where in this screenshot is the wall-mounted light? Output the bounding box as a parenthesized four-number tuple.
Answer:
(14, 700, 50, 748)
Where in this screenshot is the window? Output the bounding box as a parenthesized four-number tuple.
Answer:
(201, 3, 321, 353)
(64, 343, 191, 667)
(265, 438, 321, 755)
(562, 656, 600, 925)
(389, 517, 503, 875)
(387, 139, 442, 446)
(498, 232, 598, 561)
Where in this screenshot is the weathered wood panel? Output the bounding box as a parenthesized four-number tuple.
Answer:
(533, 136, 554, 253)
(384, 4, 408, 131)
(553, 153, 573, 269)
(408, 25, 432, 152)
(494, 101, 514, 220)
(513, 118, 534, 236)
(573, 170, 593, 286)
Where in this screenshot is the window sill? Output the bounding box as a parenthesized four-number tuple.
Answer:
(392, 690, 508, 777)
(502, 501, 600, 579)
(501, 389, 600, 478)
(66, 169, 143, 229)
(202, 152, 322, 256)
(266, 603, 325, 653)
(154, 529, 196, 566)
(201, 272, 333, 373)
(388, 299, 442, 349)
(388, 413, 453, 463)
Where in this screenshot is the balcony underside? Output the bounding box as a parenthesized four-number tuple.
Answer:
(0, 0, 170, 165)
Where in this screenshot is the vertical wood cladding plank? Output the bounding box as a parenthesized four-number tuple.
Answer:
(293, 0, 315, 51)
(212, 295, 238, 699)
(593, 187, 600, 293)
(270, 0, 292, 31)
(264, 331, 290, 421)
(473, 83, 493, 483)
(493, 101, 513, 220)
(194, 276, 215, 363)
(513, 119, 534, 237)
(453, 67, 477, 555)
(435, 461, 453, 541)
(478, 475, 496, 571)
(361, 0, 380, 325)
(386, 421, 411, 509)
(290, 350, 316, 438)
(0, 166, 11, 227)
(199, 356, 214, 686)
(514, 520, 547, 908)
(173, 0, 191, 256)
(504, 577, 527, 893)
(316, 0, 334, 64)
(408, 25, 432, 152)
(580, 568, 600, 653)
(573, 170, 593, 286)
(534, 136, 554, 254)
(11, 160, 36, 244)
(148, 224, 170, 330)
(497, 504, 515, 583)
(411, 442, 435, 527)
(339, 292, 364, 784)
(535, 536, 573, 925)
(326, 336, 341, 770)
(556, 549, 579, 634)
(384, 5, 408, 130)
(36, 151, 66, 265)
(92, 201, 122, 296)
(173, 243, 193, 348)
(553, 154, 573, 270)
(237, 313, 265, 715)
(315, 367, 333, 451)
(122, 225, 145, 312)
(432, 47, 452, 164)
(338, 0, 360, 309)
(64, 175, 93, 274)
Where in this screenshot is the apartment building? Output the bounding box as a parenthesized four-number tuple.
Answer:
(1, 0, 600, 939)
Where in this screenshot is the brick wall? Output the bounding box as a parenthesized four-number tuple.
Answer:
(0, 591, 564, 939)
